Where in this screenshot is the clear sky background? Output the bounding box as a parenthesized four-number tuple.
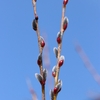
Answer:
(0, 0, 100, 100)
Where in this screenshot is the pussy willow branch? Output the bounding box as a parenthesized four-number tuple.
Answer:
(32, 0, 37, 17)
(55, 3, 66, 87)
(32, 0, 45, 100)
(54, 4, 67, 100)
(60, 6, 66, 33)
(32, 0, 42, 54)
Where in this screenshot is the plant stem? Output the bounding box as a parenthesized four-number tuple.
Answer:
(54, 4, 67, 100)
(32, 0, 45, 100)
(54, 94, 57, 100)
(42, 85, 45, 100)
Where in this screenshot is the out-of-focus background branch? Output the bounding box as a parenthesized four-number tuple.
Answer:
(74, 42, 100, 100)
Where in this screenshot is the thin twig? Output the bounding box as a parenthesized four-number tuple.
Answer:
(54, 2, 67, 100)
(75, 42, 100, 85)
(60, 6, 66, 33)
(42, 85, 45, 100)
(55, 4, 66, 88)
(26, 78, 38, 100)
(43, 36, 53, 90)
(32, 0, 42, 54)
(32, 0, 45, 100)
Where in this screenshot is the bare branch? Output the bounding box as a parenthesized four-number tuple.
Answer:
(26, 78, 38, 100)
(74, 42, 100, 85)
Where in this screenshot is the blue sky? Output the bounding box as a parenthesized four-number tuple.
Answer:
(0, 0, 100, 100)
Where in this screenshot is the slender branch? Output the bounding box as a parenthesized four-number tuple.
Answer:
(26, 78, 38, 100)
(54, 94, 57, 100)
(75, 42, 100, 85)
(42, 85, 45, 100)
(53, 1, 68, 100)
(60, 6, 66, 33)
(32, 0, 42, 54)
(32, 0, 37, 17)
(55, 2, 66, 87)
(32, 0, 45, 100)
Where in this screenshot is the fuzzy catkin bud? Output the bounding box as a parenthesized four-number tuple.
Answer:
(58, 55, 65, 67)
(57, 32, 62, 44)
(63, 0, 68, 6)
(53, 47, 58, 58)
(63, 17, 69, 31)
(32, 19, 37, 31)
(37, 53, 42, 66)
(40, 36, 45, 48)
